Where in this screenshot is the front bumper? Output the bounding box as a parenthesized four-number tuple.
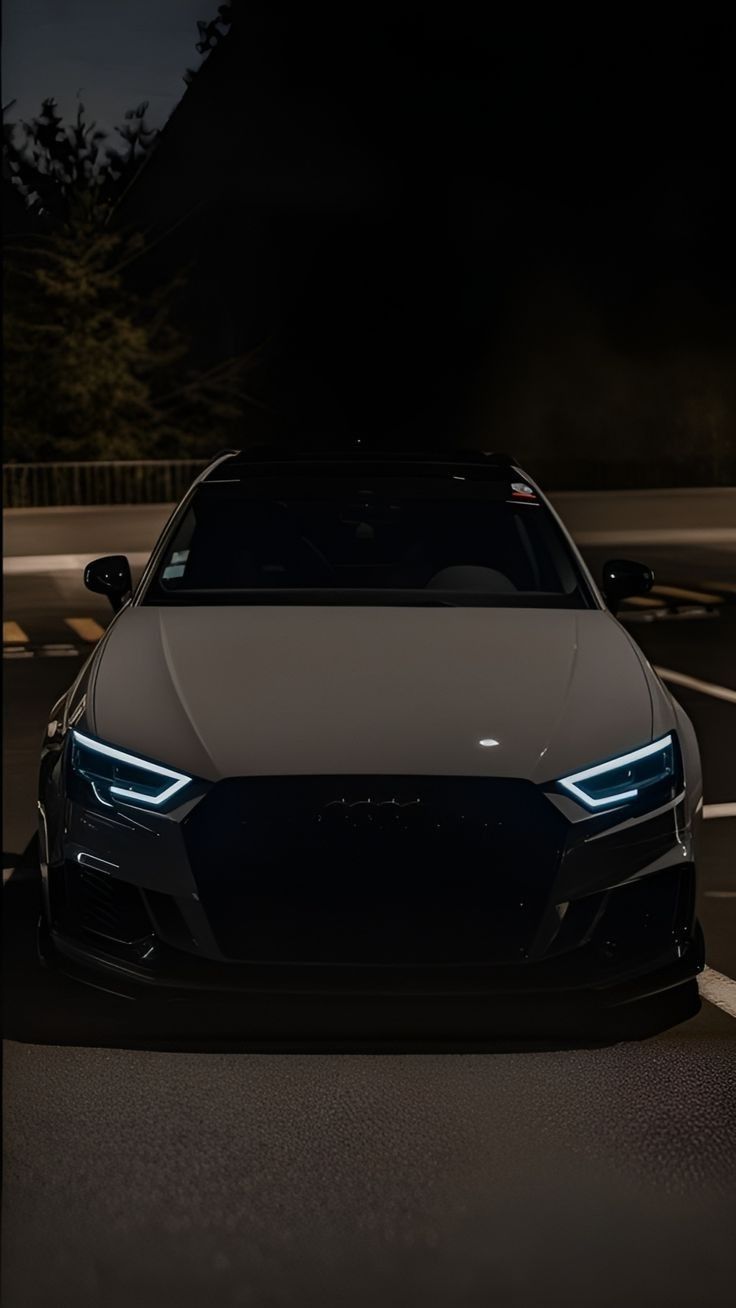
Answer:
(40, 772, 703, 1010)
(41, 912, 704, 1007)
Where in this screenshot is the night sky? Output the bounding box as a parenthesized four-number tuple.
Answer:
(2, 0, 206, 133)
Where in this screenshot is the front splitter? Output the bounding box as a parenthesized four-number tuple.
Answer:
(41, 916, 704, 1006)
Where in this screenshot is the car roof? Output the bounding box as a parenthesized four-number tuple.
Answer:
(203, 446, 525, 482)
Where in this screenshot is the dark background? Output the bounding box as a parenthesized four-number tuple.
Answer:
(113, 9, 736, 483)
(5, 6, 736, 484)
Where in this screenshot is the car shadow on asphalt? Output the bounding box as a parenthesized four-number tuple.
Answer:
(3, 869, 700, 1054)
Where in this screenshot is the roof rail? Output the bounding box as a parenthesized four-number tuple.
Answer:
(226, 446, 519, 465)
(199, 449, 239, 479)
(209, 448, 240, 461)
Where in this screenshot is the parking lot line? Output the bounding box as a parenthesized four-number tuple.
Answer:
(3, 552, 150, 574)
(703, 802, 736, 819)
(655, 667, 736, 704)
(3, 621, 29, 643)
(64, 617, 106, 642)
(699, 966, 736, 1020)
(650, 585, 724, 604)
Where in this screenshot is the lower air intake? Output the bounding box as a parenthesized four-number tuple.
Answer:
(63, 862, 152, 945)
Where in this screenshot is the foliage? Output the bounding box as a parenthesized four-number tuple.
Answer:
(3, 210, 264, 461)
(3, 97, 158, 229)
(3, 93, 181, 460)
(184, 5, 233, 85)
(3, 3, 232, 214)
(4, 216, 183, 460)
(2, 5, 262, 462)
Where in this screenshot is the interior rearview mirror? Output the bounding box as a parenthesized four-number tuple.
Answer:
(601, 558, 654, 613)
(84, 555, 133, 612)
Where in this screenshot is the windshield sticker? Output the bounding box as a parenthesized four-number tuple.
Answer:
(507, 482, 539, 504)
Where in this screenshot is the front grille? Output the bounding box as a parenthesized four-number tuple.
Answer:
(183, 776, 568, 964)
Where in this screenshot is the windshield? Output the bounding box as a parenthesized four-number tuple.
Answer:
(141, 475, 593, 608)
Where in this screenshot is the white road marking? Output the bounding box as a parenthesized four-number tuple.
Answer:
(619, 610, 717, 625)
(575, 528, 736, 545)
(3, 552, 150, 574)
(3, 503, 173, 516)
(38, 646, 81, 658)
(705, 891, 736, 899)
(2, 865, 39, 884)
(704, 802, 736, 819)
(699, 966, 736, 1020)
(654, 667, 736, 705)
(632, 608, 716, 624)
(3, 645, 84, 659)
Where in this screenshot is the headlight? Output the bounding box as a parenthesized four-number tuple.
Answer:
(557, 734, 677, 811)
(70, 730, 192, 808)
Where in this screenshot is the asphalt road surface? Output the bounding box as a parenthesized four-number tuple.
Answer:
(4, 486, 736, 559)
(3, 507, 736, 1308)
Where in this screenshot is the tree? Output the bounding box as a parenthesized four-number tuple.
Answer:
(3, 94, 180, 460)
(184, 5, 233, 86)
(2, 2, 234, 221)
(2, 5, 264, 462)
(3, 189, 265, 461)
(4, 208, 187, 460)
(3, 95, 158, 228)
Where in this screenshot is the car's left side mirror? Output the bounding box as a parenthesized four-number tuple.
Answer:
(601, 558, 654, 613)
(84, 555, 133, 612)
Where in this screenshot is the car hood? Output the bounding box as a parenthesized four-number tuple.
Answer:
(89, 605, 654, 784)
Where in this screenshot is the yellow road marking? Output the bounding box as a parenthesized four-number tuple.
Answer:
(650, 585, 724, 604)
(702, 580, 736, 594)
(3, 621, 29, 643)
(622, 596, 664, 608)
(64, 617, 106, 643)
(655, 666, 736, 704)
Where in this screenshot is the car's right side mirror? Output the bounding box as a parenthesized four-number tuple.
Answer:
(601, 558, 654, 613)
(84, 555, 133, 612)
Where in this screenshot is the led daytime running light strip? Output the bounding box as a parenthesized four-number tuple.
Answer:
(72, 730, 191, 806)
(559, 734, 673, 809)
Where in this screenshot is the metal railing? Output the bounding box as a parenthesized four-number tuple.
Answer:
(4, 453, 735, 508)
(3, 459, 210, 508)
